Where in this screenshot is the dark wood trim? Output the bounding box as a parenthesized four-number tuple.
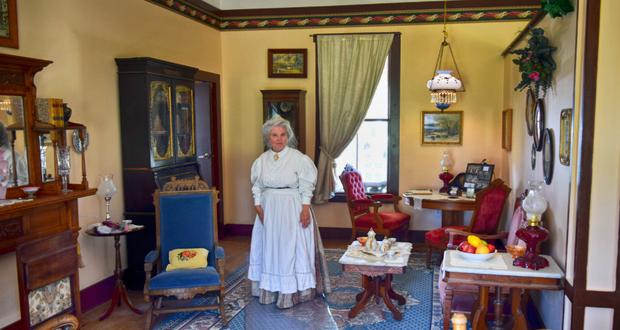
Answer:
(564, 281, 574, 302)
(312, 32, 401, 41)
(223, 224, 254, 236)
(80, 275, 115, 312)
(571, 0, 603, 328)
(194, 70, 224, 239)
(216, 0, 541, 18)
(3, 320, 20, 330)
(501, 10, 547, 56)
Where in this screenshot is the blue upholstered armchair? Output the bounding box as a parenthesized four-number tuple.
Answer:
(143, 178, 225, 328)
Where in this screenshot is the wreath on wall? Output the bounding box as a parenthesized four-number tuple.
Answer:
(510, 28, 557, 99)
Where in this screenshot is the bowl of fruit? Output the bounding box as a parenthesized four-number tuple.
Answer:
(456, 235, 497, 262)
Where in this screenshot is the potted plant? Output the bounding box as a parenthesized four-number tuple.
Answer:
(510, 28, 557, 99)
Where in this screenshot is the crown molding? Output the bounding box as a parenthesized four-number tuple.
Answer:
(146, 0, 540, 30)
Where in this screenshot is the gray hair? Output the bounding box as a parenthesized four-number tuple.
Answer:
(262, 115, 297, 149)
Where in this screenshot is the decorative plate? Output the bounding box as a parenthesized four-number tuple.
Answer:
(525, 89, 536, 136)
(533, 99, 545, 151)
(542, 128, 554, 184)
(531, 143, 537, 170)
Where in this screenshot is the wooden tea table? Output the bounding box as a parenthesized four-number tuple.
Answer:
(441, 250, 564, 330)
(403, 192, 475, 227)
(339, 242, 412, 320)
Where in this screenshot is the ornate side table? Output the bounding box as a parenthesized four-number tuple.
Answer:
(339, 242, 412, 320)
(85, 226, 144, 320)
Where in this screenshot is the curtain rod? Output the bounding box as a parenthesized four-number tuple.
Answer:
(310, 32, 401, 42)
(501, 11, 547, 56)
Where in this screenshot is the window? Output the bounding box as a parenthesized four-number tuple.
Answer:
(328, 34, 401, 199)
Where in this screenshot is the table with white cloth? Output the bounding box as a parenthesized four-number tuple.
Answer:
(403, 191, 476, 227)
(440, 250, 564, 330)
(339, 242, 412, 320)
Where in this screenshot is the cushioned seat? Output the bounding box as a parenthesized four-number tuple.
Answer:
(425, 226, 467, 245)
(339, 165, 412, 240)
(149, 266, 220, 291)
(355, 212, 410, 230)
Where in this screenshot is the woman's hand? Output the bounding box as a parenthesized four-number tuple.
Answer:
(255, 205, 264, 223)
(300, 205, 311, 228)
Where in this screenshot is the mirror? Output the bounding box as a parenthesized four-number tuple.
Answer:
(0, 95, 29, 187)
(39, 133, 56, 183)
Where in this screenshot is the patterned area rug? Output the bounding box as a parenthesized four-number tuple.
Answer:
(154, 249, 445, 330)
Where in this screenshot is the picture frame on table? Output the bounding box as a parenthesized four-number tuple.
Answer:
(0, 0, 18, 49)
(559, 108, 572, 166)
(267, 49, 307, 78)
(421, 111, 463, 145)
(463, 162, 495, 191)
(502, 109, 512, 151)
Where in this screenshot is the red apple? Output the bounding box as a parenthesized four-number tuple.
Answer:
(458, 241, 471, 252)
(487, 243, 496, 253)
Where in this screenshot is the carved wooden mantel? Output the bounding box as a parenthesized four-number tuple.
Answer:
(0, 189, 96, 255)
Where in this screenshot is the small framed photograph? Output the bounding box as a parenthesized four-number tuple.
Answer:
(0, 0, 18, 49)
(421, 111, 463, 145)
(463, 162, 495, 191)
(559, 108, 572, 166)
(267, 49, 307, 78)
(502, 109, 512, 151)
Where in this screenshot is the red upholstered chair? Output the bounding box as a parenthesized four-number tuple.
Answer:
(425, 179, 511, 267)
(339, 165, 411, 241)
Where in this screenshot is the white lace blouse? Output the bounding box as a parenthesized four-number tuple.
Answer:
(251, 146, 317, 206)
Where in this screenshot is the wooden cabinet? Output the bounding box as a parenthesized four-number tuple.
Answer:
(261, 90, 306, 153)
(0, 53, 95, 327)
(116, 57, 202, 289)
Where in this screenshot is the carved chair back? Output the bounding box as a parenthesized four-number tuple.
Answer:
(467, 179, 512, 235)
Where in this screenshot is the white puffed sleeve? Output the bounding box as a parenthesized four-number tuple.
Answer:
(297, 154, 317, 205)
(250, 157, 264, 206)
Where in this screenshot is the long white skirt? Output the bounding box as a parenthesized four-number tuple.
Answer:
(248, 188, 316, 295)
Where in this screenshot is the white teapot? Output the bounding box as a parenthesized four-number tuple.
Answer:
(366, 228, 378, 251)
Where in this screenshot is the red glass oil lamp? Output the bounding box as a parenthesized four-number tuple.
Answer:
(438, 151, 453, 193)
(513, 181, 549, 270)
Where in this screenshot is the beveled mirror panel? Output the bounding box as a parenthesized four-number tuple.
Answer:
(0, 95, 29, 187)
(174, 85, 195, 158)
(149, 81, 173, 165)
(39, 133, 56, 183)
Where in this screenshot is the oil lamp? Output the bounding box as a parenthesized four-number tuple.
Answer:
(513, 181, 549, 270)
(438, 151, 453, 193)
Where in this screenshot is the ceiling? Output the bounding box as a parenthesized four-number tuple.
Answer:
(202, 0, 444, 10)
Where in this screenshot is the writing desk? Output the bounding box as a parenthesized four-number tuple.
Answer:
(403, 192, 475, 226)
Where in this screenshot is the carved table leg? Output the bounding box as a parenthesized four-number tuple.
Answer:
(490, 286, 504, 330)
(356, 275, 369, 302)
(385, 274, 406, 305)
(511, 288, 527, 330)
(472, 286, 489, 330)
(380, 283, 402, 320)
(443, 286, 454, 330)
(374, 276, 381, 304)
(349, 275, 374, 319)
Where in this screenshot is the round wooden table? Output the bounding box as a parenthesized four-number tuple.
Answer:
(85, 226, 144, 321)
(403, 194, 476, 227)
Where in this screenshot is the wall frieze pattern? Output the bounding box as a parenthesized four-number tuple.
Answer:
(147, 0, 539, 30)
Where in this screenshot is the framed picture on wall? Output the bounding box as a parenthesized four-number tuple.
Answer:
(261, 89, 306, 153)
(267, 49, 307, 78)
(0, 0, 18, 48)
(421, 111, 463, 145)
(559, 108, 572, 166)
(502, 109, 512, 151)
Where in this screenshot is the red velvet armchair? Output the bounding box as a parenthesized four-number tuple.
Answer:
(425, 179, 511, 267)
(339, 165, 411, 241)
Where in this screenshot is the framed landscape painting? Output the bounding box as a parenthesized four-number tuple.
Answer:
(268, 49, 307, 78)
(421, 111, 463, 145)
(0, 0, 18, 49)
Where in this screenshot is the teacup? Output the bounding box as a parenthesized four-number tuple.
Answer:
(386, 250, 396, 259)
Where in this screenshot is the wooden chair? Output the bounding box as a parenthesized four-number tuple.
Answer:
(143, 177, 225, 328)
(339, 165, 411, 240)
(16, 230, 81, 329)
(425, 179, 511, 267)
(34, 314, 79, 330)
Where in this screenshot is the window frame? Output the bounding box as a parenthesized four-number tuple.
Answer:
(314, 33, 401, 203)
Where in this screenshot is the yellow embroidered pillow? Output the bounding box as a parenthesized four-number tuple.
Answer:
(166, 248, 209, 271)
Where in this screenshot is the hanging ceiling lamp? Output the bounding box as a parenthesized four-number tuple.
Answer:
(427, 0, 465, 111)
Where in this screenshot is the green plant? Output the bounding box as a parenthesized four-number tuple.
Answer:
(510, 28, 557, 98)
(542, 0, 575, 18)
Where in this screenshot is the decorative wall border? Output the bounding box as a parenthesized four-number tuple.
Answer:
(147, 0, 540, 31)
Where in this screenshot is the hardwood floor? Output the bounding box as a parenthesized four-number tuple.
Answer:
(81, 235, 351, 329)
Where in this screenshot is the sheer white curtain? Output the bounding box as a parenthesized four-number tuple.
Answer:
(313, 34, 393, 204)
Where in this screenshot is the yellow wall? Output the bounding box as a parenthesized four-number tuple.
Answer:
(221, 22, 526, 231)
(0, 0, 221, 326)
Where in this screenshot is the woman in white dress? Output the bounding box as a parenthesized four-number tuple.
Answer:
(248, 116, 330, 309)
